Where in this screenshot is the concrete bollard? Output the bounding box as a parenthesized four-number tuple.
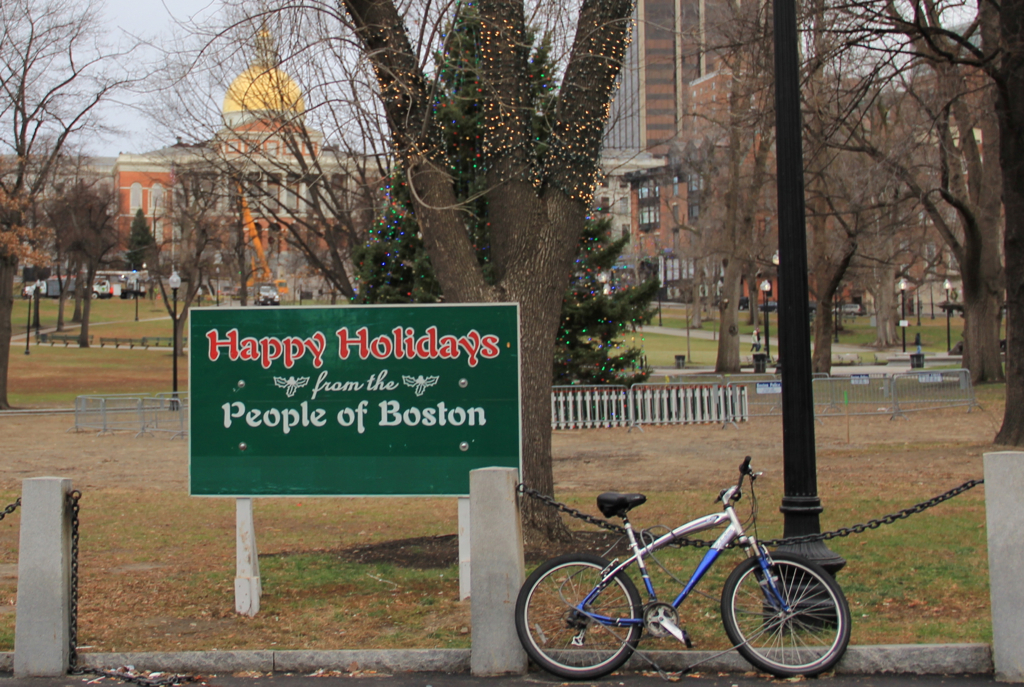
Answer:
(469, 467, 527, 676)
(14, 477, 74, 677)
(985, 451, 1024, 682)
(458, 496, 471, 601)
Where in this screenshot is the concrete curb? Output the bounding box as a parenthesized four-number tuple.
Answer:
(0, 644, 992, 676)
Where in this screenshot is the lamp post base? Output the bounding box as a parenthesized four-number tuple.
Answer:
(777, 496, 847, 574)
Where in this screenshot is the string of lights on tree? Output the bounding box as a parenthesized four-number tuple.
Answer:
(355, 1, 656, 384)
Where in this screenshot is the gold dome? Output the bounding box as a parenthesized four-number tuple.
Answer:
(223, 64, 305, 116)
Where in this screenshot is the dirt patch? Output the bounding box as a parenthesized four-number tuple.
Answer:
(332, 531, 632, 569)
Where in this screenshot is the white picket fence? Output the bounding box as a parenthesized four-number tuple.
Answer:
(551, 383, 747, 429)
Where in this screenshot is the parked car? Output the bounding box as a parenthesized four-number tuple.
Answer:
(758, 300, 778, 313)
(254, 283, 280, 306)
(842, 303, 864, 316)
(738, 296, 750, 311)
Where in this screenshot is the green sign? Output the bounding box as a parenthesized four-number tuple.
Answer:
(189, 304, 521, 496)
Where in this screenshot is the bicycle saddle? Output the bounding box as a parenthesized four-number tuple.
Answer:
(597, 492, 647, 518)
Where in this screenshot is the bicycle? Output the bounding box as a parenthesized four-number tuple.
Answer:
(514, 456, 851, 679)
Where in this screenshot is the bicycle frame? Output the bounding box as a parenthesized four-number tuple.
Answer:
(581, 483, 788, 629)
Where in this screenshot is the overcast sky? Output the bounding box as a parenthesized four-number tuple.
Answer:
(91, 0, 220, 157)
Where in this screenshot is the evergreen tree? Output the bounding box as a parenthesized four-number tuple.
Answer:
(126, 209, 154, 270)
(354, 175, 439, 303)
(355, 5, 657, 384)
(554, 218, 658, 385)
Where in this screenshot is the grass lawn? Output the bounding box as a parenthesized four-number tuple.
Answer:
(0, 477, 992, 653)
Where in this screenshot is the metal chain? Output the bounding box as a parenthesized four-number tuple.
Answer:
(519, 478, 984, 548)
(64, 489, 196, 686)
(68, 489, 81, 672)
(518, 485, 720, 548)
(759, 478, 985, 546)
(0, 498, 20, 522)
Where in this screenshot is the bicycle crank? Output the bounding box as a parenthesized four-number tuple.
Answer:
(643, 603, 693, 647)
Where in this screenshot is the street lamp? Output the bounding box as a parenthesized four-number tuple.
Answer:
(24, 285, 32, 355)
(943, 279, 952, 353)
(760, 279, 772, 363)
(169, 270, 181, 402)
(899, 278, 908, 353)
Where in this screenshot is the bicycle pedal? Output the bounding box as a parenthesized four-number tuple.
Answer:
(681, 629, 694, 649)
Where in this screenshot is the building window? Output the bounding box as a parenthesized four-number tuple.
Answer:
(688, 202, 700, 220)
(621, 224, 629, 239)
(638, 179, 659, 199)
(688, 174, 701, 192)
(150, 184, 165, 214)
(618, 197, 629, 214)
(129, 183, 142, 212)
(673, 176, 679, 196)
(639, 205, 660, 230)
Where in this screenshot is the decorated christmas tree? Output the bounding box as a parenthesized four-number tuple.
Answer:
(554, 218, 658, 385)
(354, 174, 439, 303)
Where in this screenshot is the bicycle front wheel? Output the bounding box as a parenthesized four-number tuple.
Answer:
(721, 552, 850, 677)
(515, 553, 643, 680)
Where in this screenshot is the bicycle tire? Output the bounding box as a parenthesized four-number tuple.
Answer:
(720, 552, 850, 677)
(515, 552, 643, 679)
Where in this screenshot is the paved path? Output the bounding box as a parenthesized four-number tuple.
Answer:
(0, 671, 999, 687)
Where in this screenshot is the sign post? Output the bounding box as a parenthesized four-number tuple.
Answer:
(190, 304, 521, 615)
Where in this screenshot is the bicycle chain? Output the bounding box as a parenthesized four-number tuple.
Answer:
(0, 498, 20, 522)
(518, 478, 984, 548)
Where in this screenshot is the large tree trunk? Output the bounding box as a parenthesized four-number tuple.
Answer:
(995, 0, 1024, 444)
(79, 265, 96, 348)
(342, 0, 633, 542)
(960, 285, 1005, 383)
(0, 259, 16, 410)
(812, 300, 836, 372)
(715, 259, 743, 372)
(72, 277, 84, 324)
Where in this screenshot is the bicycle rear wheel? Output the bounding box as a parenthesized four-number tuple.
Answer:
(515, 553, 643, 680)
(720, 552, 850, 677)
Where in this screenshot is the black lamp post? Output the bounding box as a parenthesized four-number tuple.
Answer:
(916, 292, 922, 327)
(771, 0, 845, 571)
(760, 279, 772, 362)
(24, 286, 32, 355)
(169, 270, 181, 401)
(215, 266, 221, 307)
(943, 279, 952, 353)
(900, 279, 908, 353)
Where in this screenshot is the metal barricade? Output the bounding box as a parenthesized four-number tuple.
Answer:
(551, 386, 630, 430)
(812, 374, 894, 417)
(73, 393, 189, 438)
(629, 383, 746, 426)
(72, 394, 149, 436)
(891, 369, 977, 418)
(149, 392, 190, 439)
(724, 375, 783, 418)
(647, 373, 727, 386)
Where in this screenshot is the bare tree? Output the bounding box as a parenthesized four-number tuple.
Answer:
(45, 178, 120, 346)
(0, 0, 132, 408)
(155, 164, 225, 358)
